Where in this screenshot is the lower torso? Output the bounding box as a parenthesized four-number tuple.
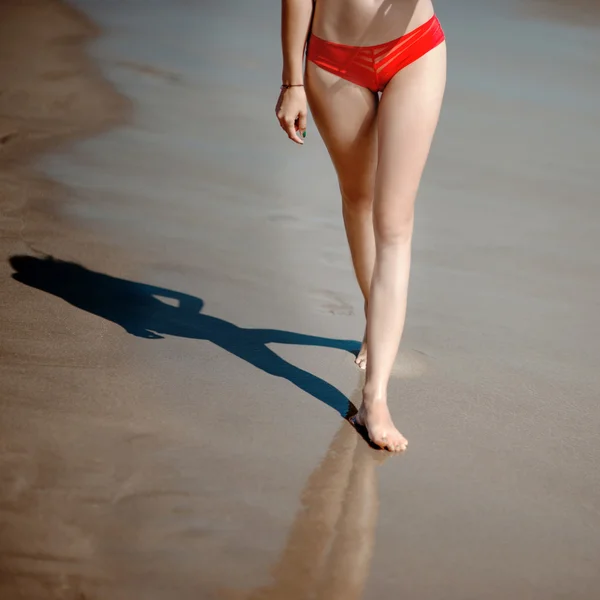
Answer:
(311, 0, 436, 46)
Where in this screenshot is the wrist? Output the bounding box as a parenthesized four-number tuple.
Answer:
(281, 66, 304, 87)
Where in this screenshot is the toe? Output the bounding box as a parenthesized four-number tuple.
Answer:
(390, 433, 408, 452)
(380, 435, 396, 453)
(371, 433, 388, 451)
(355, 343, 367, 370)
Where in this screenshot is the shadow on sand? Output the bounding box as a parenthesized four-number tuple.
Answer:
(9, 255, 360, 418)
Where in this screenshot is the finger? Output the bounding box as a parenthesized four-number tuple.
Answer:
(298, 111, 307, 138)
(283, 118, 303, 145)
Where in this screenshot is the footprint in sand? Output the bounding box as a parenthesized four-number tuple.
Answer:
(266, 212, 300, 226)
(391, 348, 430, 379)
(310, 290, 355, 316)
(0, 131, 19, 146)
(354, 347, 431, 378)
(114, 60, 184, 84)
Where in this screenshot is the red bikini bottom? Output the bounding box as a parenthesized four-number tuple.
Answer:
(306, 15, 445, 93)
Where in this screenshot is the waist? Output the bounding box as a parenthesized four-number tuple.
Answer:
(310, 0, 436, 46)
(308, 14, 444, 54)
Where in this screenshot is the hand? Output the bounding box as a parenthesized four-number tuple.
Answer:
(275, 86, 307, 145)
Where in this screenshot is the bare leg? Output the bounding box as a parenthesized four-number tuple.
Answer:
(305, 62, 378, 369)
(356, 42, 447, 451)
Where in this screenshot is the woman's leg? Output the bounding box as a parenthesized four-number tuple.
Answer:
(356, 42, 447, 451)
(305, 62, 378, 369)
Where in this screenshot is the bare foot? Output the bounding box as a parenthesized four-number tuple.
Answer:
(355, 331, 367, 370)
(355, 301, 368, 370)
(351, 399, 408, 452)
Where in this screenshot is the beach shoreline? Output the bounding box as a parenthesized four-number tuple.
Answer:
(0, 0, 131, 261)
(0, 2, 137, 598)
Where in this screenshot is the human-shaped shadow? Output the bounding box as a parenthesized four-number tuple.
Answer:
(9, 255, 360, 417)
(221, 386, 388, 600)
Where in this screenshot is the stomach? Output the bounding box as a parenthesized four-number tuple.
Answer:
(311, 0, 436, 46)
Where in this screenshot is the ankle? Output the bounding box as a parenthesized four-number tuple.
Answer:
(363, 384, 387, 404)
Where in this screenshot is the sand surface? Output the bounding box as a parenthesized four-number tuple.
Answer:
(1, 1, 599, 598)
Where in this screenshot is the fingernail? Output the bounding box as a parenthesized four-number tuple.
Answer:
(302, 130, 306, 138)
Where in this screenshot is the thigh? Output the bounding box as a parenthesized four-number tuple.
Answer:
(375, 42, 447, 228)
(305, 61, 379, 198)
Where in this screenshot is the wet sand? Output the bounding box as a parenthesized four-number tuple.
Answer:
(1, 0, 599, 598)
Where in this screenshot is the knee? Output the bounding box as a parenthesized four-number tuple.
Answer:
(341, 189, 373, 214)
(374, 210, 414, 246)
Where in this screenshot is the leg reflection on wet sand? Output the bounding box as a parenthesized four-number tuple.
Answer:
(224, 386, 391, 600)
